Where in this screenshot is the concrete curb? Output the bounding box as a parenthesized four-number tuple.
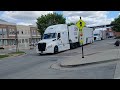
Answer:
(60, 58, 120, 68)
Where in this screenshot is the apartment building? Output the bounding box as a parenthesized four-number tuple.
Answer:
(16, 25, 41, 49)
(0, 19, 41, 50)
(17, 25, 31, 49)
(30, 25, 41, 44)
(0, 19, 17, 49)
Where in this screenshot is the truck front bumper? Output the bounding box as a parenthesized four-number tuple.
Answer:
(36, 46, 54, 54)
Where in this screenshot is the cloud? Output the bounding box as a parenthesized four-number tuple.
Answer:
(0, 11, 53, 25)
(63, 11, 114, 27)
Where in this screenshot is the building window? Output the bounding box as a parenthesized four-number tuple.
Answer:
(0, 28, 2, 38)
(9, 28, 15, 35)
(3, 40, 7, 45)
(18, 39, 21, 43)
(9, 29, 12, 34)
(25, 39, 28, 43)
(17, 31, 19, 34)
(3, 28, 7, 38)
(8, 40, 14, 45)
(21, 31, 23, 34)
(0, 39, 2, 46)
(22, 39, 24, 43)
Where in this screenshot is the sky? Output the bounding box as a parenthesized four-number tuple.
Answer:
(0, 11, 119, 27)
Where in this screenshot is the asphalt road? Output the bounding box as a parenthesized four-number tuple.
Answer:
(0, 38, 119, 79)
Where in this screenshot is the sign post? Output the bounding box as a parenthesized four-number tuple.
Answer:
(76, 17, 86, 58)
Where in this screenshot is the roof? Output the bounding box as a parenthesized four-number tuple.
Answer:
(0, 19, 16, 25)
(45, 24, 67, 33)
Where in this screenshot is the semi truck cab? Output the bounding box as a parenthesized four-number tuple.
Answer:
(36, 24, 70, 54)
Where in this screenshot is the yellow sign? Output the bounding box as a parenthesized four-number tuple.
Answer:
(80, 39, 83, 44)
(76, 19, 86, 30)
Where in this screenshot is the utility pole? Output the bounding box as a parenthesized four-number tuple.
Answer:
(14, 29, 19, 52)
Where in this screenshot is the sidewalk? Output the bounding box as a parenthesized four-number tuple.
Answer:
(0, 49, 16, 55)
(60, 49, 120, 67)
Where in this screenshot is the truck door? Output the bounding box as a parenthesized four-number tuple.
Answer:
(57, 33, 62, 51)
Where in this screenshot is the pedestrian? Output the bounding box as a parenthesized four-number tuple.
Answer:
(114, 40, 120, 46)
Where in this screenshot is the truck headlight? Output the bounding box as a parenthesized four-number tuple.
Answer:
(47, 45, 52, 48)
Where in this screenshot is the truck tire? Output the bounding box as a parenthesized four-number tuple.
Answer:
(54, 46, 58, 54)
(70, 43, 74, 49)
(75, 43, 78, 48)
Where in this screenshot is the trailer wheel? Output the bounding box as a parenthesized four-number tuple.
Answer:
(54, 46, 58, 54)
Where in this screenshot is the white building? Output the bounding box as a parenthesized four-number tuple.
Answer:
(17, 25, 41, 50)
(17, 25, 31, 49)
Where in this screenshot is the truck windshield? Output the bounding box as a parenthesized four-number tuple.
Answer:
(43, 33, 56, 39)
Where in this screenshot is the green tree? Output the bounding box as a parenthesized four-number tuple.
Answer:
(36, 13, 66, 38)
(67, 22, 75, 26)
(111, 15, 120, 32)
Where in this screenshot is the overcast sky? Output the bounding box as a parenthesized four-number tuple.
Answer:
(0, 11, 119, 27)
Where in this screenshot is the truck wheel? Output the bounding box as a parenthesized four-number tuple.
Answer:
(54, 46, 58, 54)
(75, 43, 78, 48)
(70, 43, 74, 49)
(39, 53, 42, 56)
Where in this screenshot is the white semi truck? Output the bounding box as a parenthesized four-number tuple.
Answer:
(36, 24, 94, 54)
(93, 28, 106, 41)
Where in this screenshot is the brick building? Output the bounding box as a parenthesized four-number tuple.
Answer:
(0, 19, 17, 49)
(0, 19, 41, 50)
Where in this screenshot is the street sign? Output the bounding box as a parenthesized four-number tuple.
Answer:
(76, 19, 86, 30)
(80, 39, 83, 44)
(80, 33, 83, 36)
(76, 17, 85, 58)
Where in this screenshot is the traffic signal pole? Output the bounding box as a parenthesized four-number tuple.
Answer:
(81, 40, 84, 58)
(76, 17, 85, 58)
(80, 29, 84, 58)
(80, 17, 84, 58)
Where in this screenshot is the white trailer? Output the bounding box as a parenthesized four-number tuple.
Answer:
(36, 24, 94, 54)
(82, 27, 94, 44)
(93, 29, 103, 40)
(101, 30, 106, 40)
(93, 28, 106, 41)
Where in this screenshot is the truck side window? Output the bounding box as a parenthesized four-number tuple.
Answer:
(58, 33, 61, 39)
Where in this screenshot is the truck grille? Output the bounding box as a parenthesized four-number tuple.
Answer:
(38, 43, 46, 51)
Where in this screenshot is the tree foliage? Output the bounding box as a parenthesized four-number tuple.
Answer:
(36, 13, 66, 37)
(111, 15, 120, 32)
